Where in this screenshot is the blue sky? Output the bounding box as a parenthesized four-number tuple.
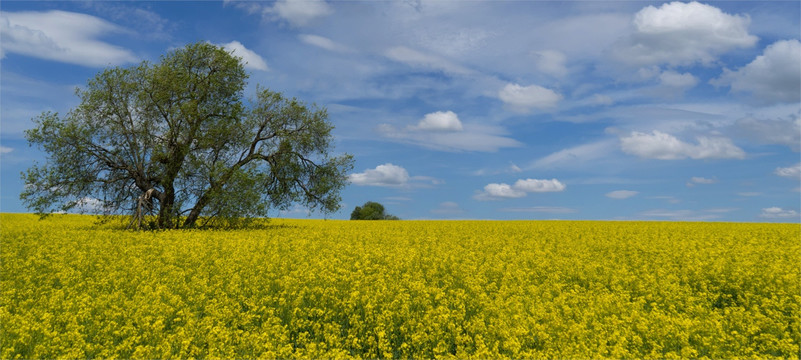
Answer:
(1, 0, 799, 221)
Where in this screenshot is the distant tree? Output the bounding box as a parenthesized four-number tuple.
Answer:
(350, 201, 399, 220)
(20, 42, 354, 229)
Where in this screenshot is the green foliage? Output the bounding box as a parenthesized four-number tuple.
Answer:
(350, 201, 399, 220)
(20, 42, 353, 229)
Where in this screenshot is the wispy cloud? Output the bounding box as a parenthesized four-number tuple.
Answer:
(775, 163, 801, 179)
(299, 34, 350, 53)
(686, 176, 717, 187)
(1, 10, 137, 67)
(638, 208, 731, 221)
(606, 190, 638, 199)
(377, 117, 521, 153)
(385, 46, 473, 75)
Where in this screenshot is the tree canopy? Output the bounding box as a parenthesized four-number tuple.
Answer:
(21, 42, 354, 229)
(350, 202, 399, 220)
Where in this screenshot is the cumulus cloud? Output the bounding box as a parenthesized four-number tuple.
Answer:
(606, 190, 638, 199)
(613, 1, 757, 66)
(775, 163, 801, 179)
(620, 130, 745, 160)
(475, 178, 565, 201)
(533, 50, 568, 77)
(713, 39, 801, 103)
(218, 41, 268, 71)
(349, 163, 410, 187)
(299, 34, 349, 53)
(759, 207, 799, 219)
(498, 83, 562, 112)
(1, 10, 137, 67)
(477, 183, 526, 199)
(411, 111, 463, 131)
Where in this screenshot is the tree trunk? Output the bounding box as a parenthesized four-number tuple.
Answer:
(157, 186, 175, 229)
(182, 195, 209, 228)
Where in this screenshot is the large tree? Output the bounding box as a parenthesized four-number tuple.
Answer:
(21, 42, 353, 229)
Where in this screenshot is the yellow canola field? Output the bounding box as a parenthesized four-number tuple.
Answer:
(1, 213, 799, 359)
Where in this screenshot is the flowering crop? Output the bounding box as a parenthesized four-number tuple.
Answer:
(1, 214, 799, 358)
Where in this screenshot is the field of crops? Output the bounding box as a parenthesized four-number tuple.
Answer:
(1, 213, 799, 358)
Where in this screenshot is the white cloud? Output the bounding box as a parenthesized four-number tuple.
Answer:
(759, 207, 799, 219)
(219, 41, 268, 71)
(513, 178, 566, 193)
(775, 163, 801, 179)
(412, 111, 463, 132)
(430, 201, 465, 215)
(533, 50, 568, 77)
(385, 46, 472, 75)
(475, 178, 565, 201)
(0, 146, 12, 154)
(299, 34, 349, 53)
(713, 39, 801, 103)
(613, 1, 757, 66)
(737, 192, 762, 197)
(530, 140, 617, 169)
(1, 10, 137, 67)
(78, 2, 172, 41)
(349, 163, 410, 187)
(477, 183, 526, 200)
(606, 190, 638, 199)
(659, 70, 697, 89)
(416, 28, 494, 58)
(590, 94, 614, 106)
(687, 176, 717, 187)
(498, 83, 562, 112)
(735, 115, 800, 151)
(620, 130, 745, 160)
(267, 0, 332, 27)
(73, 196, 111, 214)
(377, 123, 521, 152)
